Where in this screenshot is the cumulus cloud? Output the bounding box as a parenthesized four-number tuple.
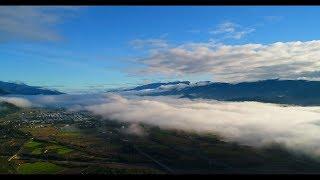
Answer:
(0, 6, 79, 43)
(136, 40, 320, 83)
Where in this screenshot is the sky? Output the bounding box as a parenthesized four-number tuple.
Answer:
(1, 6, 320, 93)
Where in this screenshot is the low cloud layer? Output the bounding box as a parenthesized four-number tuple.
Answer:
(3, 93, 320, 158)
(122, 123, 147, 136)
(85, 94, 320, 157)
(137, 40, 320, 83)
(0, 94, 110, 109)
(0, 96, 33, 108)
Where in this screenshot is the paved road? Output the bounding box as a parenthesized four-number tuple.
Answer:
(132, 145, 174, 174)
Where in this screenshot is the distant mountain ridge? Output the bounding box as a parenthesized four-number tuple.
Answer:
(0, 81, 64, 95)
(128, 81, 191, 91)
(125, 79, 320, 106)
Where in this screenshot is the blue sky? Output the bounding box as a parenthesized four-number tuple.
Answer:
(1, 6, 320, 92)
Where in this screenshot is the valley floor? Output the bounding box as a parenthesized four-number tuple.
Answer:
(1, 103, 320, 174)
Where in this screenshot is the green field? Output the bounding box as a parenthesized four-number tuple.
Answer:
(47, 145, 73, 155)
(17, 162, 64, 174)
(0, 157, 15, 174)
(24, 140, 42, 149)
(22, 139, 74, 156)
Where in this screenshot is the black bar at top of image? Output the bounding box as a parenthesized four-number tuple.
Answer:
(1, 0, 320, 6)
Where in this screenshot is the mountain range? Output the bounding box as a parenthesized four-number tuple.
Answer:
(0, 89, 9, 95)
(3, 79, 320, 106)
(124, 79, 320, 106)
(0, 81, 63, 95)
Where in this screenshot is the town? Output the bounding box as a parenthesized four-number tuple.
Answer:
(20, 110, 94, 124)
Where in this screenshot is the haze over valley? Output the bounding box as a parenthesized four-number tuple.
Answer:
(1, 6, 320, 174)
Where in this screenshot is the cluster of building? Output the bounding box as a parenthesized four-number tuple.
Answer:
(20, 110, 93, 124)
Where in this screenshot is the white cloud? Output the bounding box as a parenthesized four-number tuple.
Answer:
(227, 28, 255, 40)
(210, 21, 255, 40)
(122, 123, 147, 136)
(0, 6, 79, 43)
(158, 83, 189, 91)
(85, 94, 320, 158)
(136, 40, 320, 83)
(0, 97, 32, 108)
(211, 21, 238, 34)
(130, 38, 169, 49)
(5, 93, 320, 158)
